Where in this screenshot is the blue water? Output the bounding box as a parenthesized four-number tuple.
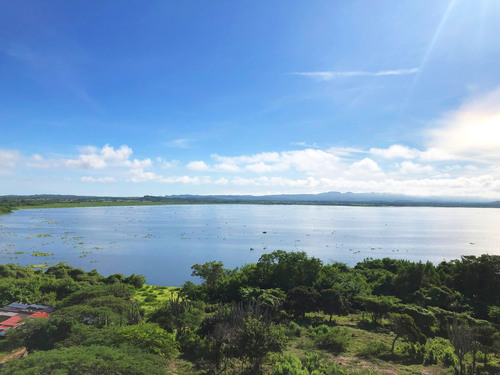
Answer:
(0, 205, 499, 285)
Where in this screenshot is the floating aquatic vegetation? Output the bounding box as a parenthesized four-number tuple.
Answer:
(31, 251, 54, 256)
(27, 264, 49, 269)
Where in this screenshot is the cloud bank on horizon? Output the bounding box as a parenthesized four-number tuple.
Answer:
(1, 1, 500, 199)
(3, 85, 500, 199)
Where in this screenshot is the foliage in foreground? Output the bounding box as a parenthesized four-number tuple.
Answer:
(0, 345, 167, 375)
(0, 251, 498, 374)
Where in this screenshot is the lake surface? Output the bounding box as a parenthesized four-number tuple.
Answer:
(0, 205, 499, 285)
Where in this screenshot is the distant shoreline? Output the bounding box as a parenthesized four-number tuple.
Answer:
(1, 194, 500, 216)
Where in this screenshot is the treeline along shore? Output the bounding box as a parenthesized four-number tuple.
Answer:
(2, 194, 500, 215)
(0, 250, 498, 374)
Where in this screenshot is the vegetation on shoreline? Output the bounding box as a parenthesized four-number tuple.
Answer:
(2, 194, 500, 216)
(0, 251, 498, 374)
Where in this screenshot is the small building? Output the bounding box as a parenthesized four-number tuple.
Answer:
(0, 302, 55, 337)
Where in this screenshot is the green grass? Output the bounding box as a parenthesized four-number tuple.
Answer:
(284, 312, 458, 375)
(134, 285, 181, 313)
(16, 201, 176, 210)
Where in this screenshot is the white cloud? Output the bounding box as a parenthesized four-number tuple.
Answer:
(156, 158, 178, 169)
(350, 158, 381, 172)
(128, 168, 158, 183)
(214, 163, 240, 172)
(369, 145, 453, 162)
(291, 141, 319, 148)
(211, 149, 340, 176)
(223, 173, 500, 199)
(428, 86, 500, 160)
(246, 162, 284, 173)
(65, 144, 148, 169)
(327, 146, 365, 157)
(0, 150, 21, 169)
(214, 177, 229, 185)
(100, 144, 133, 162)
(159, 176, 201, 184)
(397, 161, 433, 174)
(212, 152, 281, 165)
(370, 145, 419, 159)
(293, 68, 418, 81)
(164, 138, 191, 148)
(345, 158, 384, 179)
(187, 161, 210, 171)
(80, 176, 116, 183)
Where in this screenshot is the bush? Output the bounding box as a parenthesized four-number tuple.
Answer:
(0, 345, 167, 375)
(109, 323, 178, 359)
(423, 338, 457, 367)
(308, 324, 330, 336)
(314, 327, 350, 354)
(357, 340, 390, 358)
(401, 342, 425, 363)
(302, 351, 332, 374)
(284, 321, 302, 338)
(271, 353, 309, 375)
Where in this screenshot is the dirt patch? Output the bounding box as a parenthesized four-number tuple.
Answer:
(330, 355, 399, 375)
(0, 348, 27, 364)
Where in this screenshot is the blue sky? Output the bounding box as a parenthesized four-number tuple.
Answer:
(1, 0, 500, 198)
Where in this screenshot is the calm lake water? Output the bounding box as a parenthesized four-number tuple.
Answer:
(0, 205, 499, 285)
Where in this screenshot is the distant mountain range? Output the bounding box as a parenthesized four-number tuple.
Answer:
(2, 192, 499, 208)
(166, 191, 500, 207)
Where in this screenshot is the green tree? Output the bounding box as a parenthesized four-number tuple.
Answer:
(388, 313, 426, 353)
(0, 345, 167, 375)
(5, 316, 75, 353)
(255, 251, 322, 291)
(395, 304, 435, 337)
(320, 288, 349, 321)
(240, 286, 286, 315)
(191, 261, 225, 290)
(356, 295, 400, 324)
(447, 316, 473, 375)
(148, 297, 204, 335)
(109, 323, 178, 359)
(236, 316, 287, 372)
(285, 286, 320, 318)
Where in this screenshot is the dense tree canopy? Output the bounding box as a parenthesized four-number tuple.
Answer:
(0, 252, 498, 374)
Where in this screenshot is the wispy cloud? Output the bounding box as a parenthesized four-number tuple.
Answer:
(0, 150, 22, 169)
(293, 68, 418, 81)
(164, 138, 192, 148)
(80, 176, 116, 183)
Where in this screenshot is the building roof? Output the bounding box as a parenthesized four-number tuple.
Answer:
(0, 312, 18, 317)
(4, 303, 29, 311)
(28, 304, 57, 313)
(0, 316, 22, 327)
(29, 312, 50, 318)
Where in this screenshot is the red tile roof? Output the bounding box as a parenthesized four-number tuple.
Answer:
(29, 312, 50, 318)
(0, 315, 22, 327)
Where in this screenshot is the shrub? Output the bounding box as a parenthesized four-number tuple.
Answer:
(308, 324, 330, 337)
(271, 353, 309, 375)
(284, 321, 302, 338)
(314, 327, 350, 354)
(423, 338, 457, 367)
(302, 351, 327, 374)
(357, 340, 390, 358)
